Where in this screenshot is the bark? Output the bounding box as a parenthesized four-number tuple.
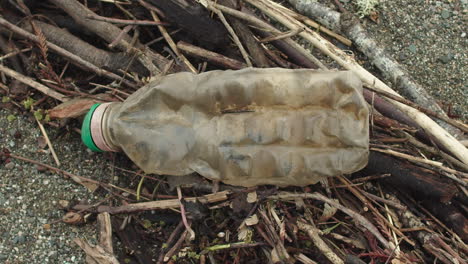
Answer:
(359, 151, 457, 203)
(146, 0, 229, 50)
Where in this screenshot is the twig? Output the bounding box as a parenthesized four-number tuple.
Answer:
(35, 117, 60, 166)
(206, 1, 326, 69)
(86, 14, 168, 26)
(371, 148, 468, 186)
(365, 85, 468, 133)
(97, 191, 231, 214)
(352, 174, 391, 183)
(177, 186, 196, 241)
(0, 64, 68, 102)
(177, 41, 247, 70)
(149, 11, 197, 73)
(0, 17, 136, 88)
(270, 192, 391, 249)
(245, 0, 468, 165)
(157, 221, 184, 264)
(268, 0, 352, 46)
(0, 47, 31, 61)
(297, 220, 344, 264)
(202, 242, 266, 253)
(211, 7, 253, 67)
(361, 190, 407, 211)
(400, 131, 468, 172)
(259, 27, 305, 43)
(295, 253, 318, 264)
(336, 175, 416, 247)
(163, 229, 188, 262)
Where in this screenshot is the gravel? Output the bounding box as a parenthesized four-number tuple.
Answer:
(0, 110, 113, 263)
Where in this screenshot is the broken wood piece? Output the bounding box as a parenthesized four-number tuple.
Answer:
(86, 13, 167, 26)
(246, 0, 468, 165)
(74, 238, 120, 264)
(35, 116, 60, 166)
(97, 213, 114, 255)
(97, 190, 231, 214)
(177, 41, 247, 69)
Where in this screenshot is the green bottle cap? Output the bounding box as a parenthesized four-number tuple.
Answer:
(81, 103, 103, 152)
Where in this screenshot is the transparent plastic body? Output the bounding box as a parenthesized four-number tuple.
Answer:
(102, 68, 369, 187)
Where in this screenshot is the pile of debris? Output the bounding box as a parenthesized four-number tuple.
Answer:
(0, 0, 466, 263)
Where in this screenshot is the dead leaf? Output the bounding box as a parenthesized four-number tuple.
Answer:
(319, 201, 338, 222)
(48, 94, 114, 119)
(247, 191, 257, 203)
(245, 214, 259, 226)
(63, 211, 83, 224)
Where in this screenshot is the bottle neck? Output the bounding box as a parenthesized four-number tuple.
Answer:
(91, 102, 120, 152)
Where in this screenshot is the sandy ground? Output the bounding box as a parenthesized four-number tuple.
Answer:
(0, 0, 466, 263)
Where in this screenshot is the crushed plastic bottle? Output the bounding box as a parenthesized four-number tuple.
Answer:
(81, 68, 369, 187)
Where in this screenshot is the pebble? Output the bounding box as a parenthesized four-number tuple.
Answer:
(461, 32, 466, 38)
(438, 53, 454, 64)
(408, 44, 417, 53)
(4, 162, 15, 170)
(441, 9, 451, 19)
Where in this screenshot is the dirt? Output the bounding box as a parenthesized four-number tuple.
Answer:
(0, 0, 466, 263)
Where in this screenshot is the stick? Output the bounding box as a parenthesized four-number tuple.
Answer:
(97, 191, 231, 214)
(0, 64, 67, 102)
(36, 117, 60, 166)
(177, 41, 247, 69)
(371, 148, 468, 186)
(270, 192, 391, 249)
(149, 11, 198, 73)
(259, 27, 305, 43)
(297, 221, 344, 264)
(365, 85, 468, 133)
(244, 0, 468, 165)
(86, 14, 167, 26)
(211, 8, 253, 67)
(206, 1, 326, 69)
(177, 186, 196, 241)
(0, 17, 136, 88)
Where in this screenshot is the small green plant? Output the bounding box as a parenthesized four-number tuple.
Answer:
(22, 97, 36, 110)
(2, 96, 10, 103)
(34, 109, 44, 121)
(7, 114, 16, 122)
(355, 0, 379, 17)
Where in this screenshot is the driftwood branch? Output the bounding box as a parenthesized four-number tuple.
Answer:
(245, 0, 468, 165)
(285, 0, 457, 134)
(177, 41, 247, 69)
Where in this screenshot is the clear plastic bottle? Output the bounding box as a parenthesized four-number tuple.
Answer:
(82, 68, 369, 187)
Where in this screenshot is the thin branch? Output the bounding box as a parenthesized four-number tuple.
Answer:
(0, 64, 68, 102)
